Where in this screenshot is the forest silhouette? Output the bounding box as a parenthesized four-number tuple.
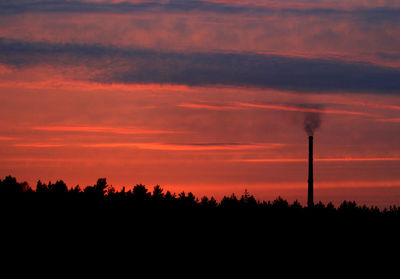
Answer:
(2, 175, 399, 221)
(3, 174, 400, 252)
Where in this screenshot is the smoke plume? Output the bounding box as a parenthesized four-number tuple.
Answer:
(302, 104, 323, 136)
(304, 112, 321, 136)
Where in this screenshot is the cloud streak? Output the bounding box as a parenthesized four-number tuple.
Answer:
(178, 102, 374, 117)
(1, 38, 400, 94)
(32, 126, 177, 134)
(13, 143, 65, 147)
(2, 0, 400, 22)
(235, 102, 373, 116)
(0, 136, 16, 140)
(177, 103, 245, 111)
(10, 139, 284, 151)
(82, 142, 284, 151)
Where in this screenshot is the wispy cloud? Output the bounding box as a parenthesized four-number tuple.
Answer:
(323, 99, 400, 111)
(13, 143, 65, 147)
(375, 118, 400, 123)
(82, 142, 284, 151)
(32, 126, 177, 134)
(178, 101, 373, 117)
(177, 103, 245, 110)
(11, 140, 284, 151)
(236, 102, 374, 116)
(0, 136, 16, 140)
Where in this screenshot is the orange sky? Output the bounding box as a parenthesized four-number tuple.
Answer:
(1, 0, 400, 207)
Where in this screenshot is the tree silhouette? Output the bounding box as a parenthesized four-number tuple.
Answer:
(0, 175, 23, 196)
(36, 180, 47, 193)
(200, 196, 217, 208)
(132, 184, 151, 202)
(152, 185, 164, 201)
(69, 185, 82, 200)
(83, 178, 108, 200)
(240, 189, 258, 208)
(272, 196, 289, 210)
(220, 193, 239, 209)
(177, 191, 198, 208)
(48, 180, 68, 198)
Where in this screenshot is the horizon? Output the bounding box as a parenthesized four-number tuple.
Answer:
(1, 0, 400, 209)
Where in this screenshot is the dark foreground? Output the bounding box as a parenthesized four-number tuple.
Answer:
(2, 175, 400, 270)
(1, 177, 396, 279)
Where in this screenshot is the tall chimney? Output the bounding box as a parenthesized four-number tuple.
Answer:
(308, 136, 314, 207)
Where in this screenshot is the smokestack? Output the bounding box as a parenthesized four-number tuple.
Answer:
(308, 135, 314, 208)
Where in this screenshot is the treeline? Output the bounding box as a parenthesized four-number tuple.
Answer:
(1, 175, 400, 219)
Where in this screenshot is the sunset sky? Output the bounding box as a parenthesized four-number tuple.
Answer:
(1, 0, 400, 207)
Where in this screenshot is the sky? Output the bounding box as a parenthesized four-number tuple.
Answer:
(1, 0, 400, 207)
